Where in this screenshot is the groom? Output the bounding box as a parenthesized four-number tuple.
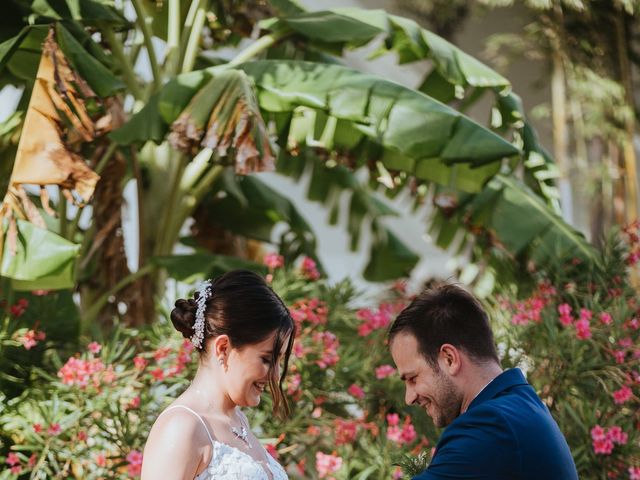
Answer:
(388, 283, 578, 479)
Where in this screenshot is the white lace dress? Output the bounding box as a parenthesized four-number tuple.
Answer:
(161, 405, 288, 480)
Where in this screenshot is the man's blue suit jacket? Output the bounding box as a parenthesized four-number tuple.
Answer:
(413, 368, 578, 480)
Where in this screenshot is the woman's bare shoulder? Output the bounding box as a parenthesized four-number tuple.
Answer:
(141, 406, 211, 479)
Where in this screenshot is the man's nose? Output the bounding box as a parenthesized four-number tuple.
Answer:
(405, 386, 417, 406)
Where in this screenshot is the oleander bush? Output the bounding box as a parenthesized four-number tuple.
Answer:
(1, 227, 640, 479)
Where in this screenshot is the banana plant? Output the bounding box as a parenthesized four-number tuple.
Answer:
(0, 0, 596, 329)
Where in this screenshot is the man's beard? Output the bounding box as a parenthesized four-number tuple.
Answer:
(431, 371, 463, 428)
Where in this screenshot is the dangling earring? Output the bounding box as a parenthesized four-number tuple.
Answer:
(218, 357, 224, 366)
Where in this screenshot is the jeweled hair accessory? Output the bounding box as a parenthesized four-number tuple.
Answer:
(191, 279, 212, 349)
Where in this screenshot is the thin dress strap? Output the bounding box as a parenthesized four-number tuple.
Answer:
(161, 405, 216, 446)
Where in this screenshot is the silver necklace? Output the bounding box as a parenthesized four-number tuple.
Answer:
(231, 415, 252, 448)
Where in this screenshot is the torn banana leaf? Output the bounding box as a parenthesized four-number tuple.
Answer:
(168, 69, 275, 174)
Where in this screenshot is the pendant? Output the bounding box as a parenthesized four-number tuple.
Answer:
(231, 426, 252, 448)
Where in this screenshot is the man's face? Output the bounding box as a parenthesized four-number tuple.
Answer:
(390, 332, 463, 428)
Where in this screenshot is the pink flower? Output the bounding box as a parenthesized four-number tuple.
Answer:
(47, 423, 61, 436)
(592, 437, 614, 455)
(357, 303, 405, 335)
(591, 425, 606, 441)
(629, 466, 640, 480)
(612, 385, 632, 404)
(393, 466, 404, 479)
(6, 452, 20, 466)
(613, 350, 626, 364)
(151, 368, 164, 381)
(375, 364, 396, 379)
(558, 303, 572, 316)
(95, 453, 106, 467)
(599, 312, 613, 325)
(315, 452, 342, 478)
(618, 337, 633, 348)
(287, 373, 301, 395)
(557, 303, 573, 327)
(87, 342, 102, 354)
(128, 396, 141, 409)
(574, 319, 591, 340)
(290, 298, 328, 326)
(386, 414, 417, 445)
(20, 329, 45, 350)
(607, 426, 628, 445)
(33, 423, 42, 433)
(263, 253, 284, 270)
(312, 331, 340, 368)
(133, 356, 148, 370)
(334, 418, 358, 445)
(10, 465, 22, 474)
(300, 256, 320, 280)
(126, 450, 143, 465)
(347, 383, 365, 400)
(579, 308, 592, 321)
(10, 298, 28, 317)
(27, 454, 36, 468)
(386, 413, 400, 427)
(127, 450, 143, 477)
(57, 356, 107, 389)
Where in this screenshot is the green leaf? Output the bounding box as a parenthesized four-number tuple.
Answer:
(0, 27, 31, 72)
(198, 170, 317, 259)
(31, 0, 128, 26)
(151, 253, 267, 284)
(2, 26, 48, 82)
(55, 23, 124, 97)
(241, 60, 520, 173)
(110, 93, 167, 144)
(1, 219, 79, 290)
(364, 227, 419, 281)
(483, 175, 598, 265)
(268, 8, 510, 89)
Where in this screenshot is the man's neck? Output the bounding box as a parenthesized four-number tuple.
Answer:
(459, 363, 503, 414)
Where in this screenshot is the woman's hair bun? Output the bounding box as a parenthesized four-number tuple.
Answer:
(170, 298, 197, 339)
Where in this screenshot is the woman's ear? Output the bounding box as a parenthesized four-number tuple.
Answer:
(213, 334, 230, 360)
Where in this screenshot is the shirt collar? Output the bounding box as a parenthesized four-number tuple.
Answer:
(466, 368, 529, 411)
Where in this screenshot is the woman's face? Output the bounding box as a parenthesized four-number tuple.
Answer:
(225, 330, 289, 407)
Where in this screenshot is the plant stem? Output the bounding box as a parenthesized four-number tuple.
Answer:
(181, 2, 208, 73)
(131, 147, 147, 270)
(155, 151, 187, 255)
(81, 263, 154, 332)
(180, 0, 203, 62)
(58, 188, 67, 238)
(132, 0, 161, 91)
(103, 27, 144, 100)
(166, 0, 182, 75)
(228, 30, 292, 66)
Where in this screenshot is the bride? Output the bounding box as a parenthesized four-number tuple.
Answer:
(142, 270, 295, 480)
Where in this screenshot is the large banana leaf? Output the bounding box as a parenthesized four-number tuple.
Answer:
(265, 8, 562, 208)
(116, 60, 519, 187)
(1, 219, 79, 290)
(428, 175, 598, 272)
(264, 8, 510, 91)
(240, 60, 519, 169)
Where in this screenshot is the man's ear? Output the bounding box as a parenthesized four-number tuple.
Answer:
(438, 344, 462, 375)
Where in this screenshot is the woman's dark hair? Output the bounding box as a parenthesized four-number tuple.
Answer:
(171, 270, 295, 417)
(388, 282, 499, 368)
